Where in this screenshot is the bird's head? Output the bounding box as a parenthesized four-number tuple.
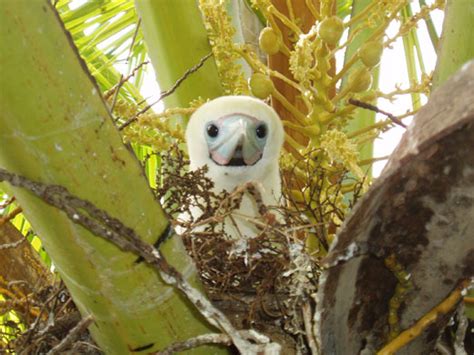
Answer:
(186, 96, 284, 187)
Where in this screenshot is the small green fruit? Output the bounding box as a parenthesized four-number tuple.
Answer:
(259, 27, 281, 55)
(358, 41, 384, 67)
(348, 67, 372, 92)
(319, 16, 344, 46)
(307, 122, 321, 137)
(249, 73, 274, 99)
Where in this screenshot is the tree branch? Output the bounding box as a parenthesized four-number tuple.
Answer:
(154, 333, 232, 355)
(119, 52, 213, 130)
(47, 315, 94, 355)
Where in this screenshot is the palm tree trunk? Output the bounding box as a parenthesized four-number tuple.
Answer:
(0, 2, 219, 353)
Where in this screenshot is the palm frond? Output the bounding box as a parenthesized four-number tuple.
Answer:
(56, 0, 146, 104)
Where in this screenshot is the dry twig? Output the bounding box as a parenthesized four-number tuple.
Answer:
(454, 303, 469, 355)
(0, 236, 25, 250)
(119, 52, 213, 130)
(47, 315, 94, 355)
(302, 301, 319, 355)
(154, 333, 232, 355)
(0, 206, 22, 226)
(104, 60, 149, 100)
(348, 98, 407, 128)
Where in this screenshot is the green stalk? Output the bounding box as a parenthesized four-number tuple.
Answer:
(419, 0, 439, 51)
(412, 26, 427, 76)
(0, 2, 220, 353)
(401, 4, 421, 110)
(341, 0, 383, 178)
(134, 0, 223, 114)
(433, 0, 474, 88)
(244, 0, 266, 25)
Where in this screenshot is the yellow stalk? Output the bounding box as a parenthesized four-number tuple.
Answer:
(268, 5, 302, 35)
(273, 89, 309, 125)
(377, 280, 470, 355)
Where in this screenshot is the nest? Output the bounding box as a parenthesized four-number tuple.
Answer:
(156, 147, 324, 353)
(0, 280, 100, 354)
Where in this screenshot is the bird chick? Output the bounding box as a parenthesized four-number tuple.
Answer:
(184, 96, 284, 241)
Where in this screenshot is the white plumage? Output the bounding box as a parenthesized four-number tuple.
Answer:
(184, 95, 284, 240)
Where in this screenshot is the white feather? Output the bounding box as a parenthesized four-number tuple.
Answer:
(182, 96, 284, 241)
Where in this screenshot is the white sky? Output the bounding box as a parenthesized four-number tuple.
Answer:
(372, 2, 444, 176)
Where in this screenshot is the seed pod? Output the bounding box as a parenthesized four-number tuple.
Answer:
(319, 16, 344, 46)
(305, 117, 321, 137)
(259, 27, 281, 55)
(249, 73, 274, 99)
(358, 41, 384, 67)
(349, 67, 373, 92)
(307, 123, 321, 137)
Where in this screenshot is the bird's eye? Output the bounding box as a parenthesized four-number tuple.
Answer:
(256, 124, 267, 139)
(207, 123, 219, 138)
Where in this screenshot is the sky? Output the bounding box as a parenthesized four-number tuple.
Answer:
(371, 2, 444, 176)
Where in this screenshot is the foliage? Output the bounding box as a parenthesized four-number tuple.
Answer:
(55, 0, 146, 103)
(3, 0, 473, 353)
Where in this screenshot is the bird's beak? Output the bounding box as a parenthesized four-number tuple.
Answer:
(208, 116, 265, 167)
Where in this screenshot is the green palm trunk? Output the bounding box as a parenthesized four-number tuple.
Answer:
(433, 0, 474, 88)
(0, 2, 220, 353)
(135, 0, 223, 113)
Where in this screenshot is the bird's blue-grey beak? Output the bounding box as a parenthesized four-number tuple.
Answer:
(205, 114, 268, 166)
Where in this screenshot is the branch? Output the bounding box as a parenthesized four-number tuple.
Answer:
(0, 206, 22, 226)
(0, 235, 25, 250)
(154, 333, 232, 355)
(302, 301, 319, 355)
(348, 98, 407, 128)
(119, 52, 213, 130)
(47, 315, 94, 355)
(103, 61, 149, 100)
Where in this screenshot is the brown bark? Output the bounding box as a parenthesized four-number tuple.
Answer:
(316, 61, 474, 354)
(0, 221, 52, 294)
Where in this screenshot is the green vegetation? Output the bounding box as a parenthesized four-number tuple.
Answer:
(1, 0, 472, 353)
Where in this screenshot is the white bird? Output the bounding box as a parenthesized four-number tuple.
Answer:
(184, 95, 284, 242)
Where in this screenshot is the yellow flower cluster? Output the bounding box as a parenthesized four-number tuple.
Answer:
(289, 26, 318, 86)
(320, 129, 364, 179)
(112, 99, 188, 151)
(198, 0, 249, 95)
